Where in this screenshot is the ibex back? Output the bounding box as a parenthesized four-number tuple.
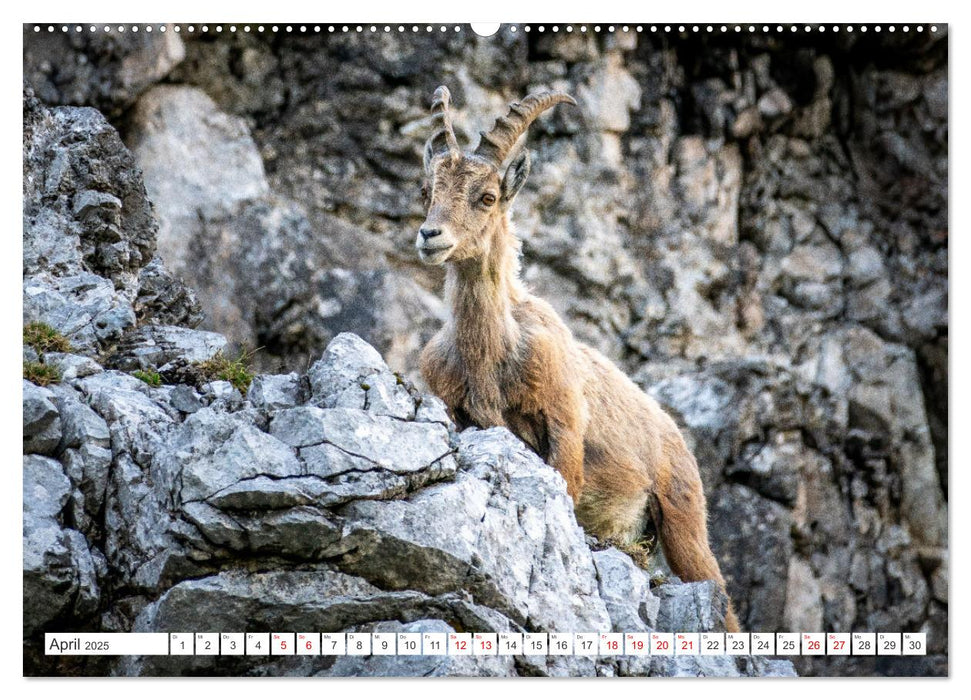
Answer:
(415, 86, 740, 633)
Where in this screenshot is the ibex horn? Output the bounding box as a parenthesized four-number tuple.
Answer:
(426, 85, 461, 161)
(474, 90, 576, 168)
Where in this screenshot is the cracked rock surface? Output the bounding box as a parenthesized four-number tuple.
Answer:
(20, 98, 788, 674)
(26, 327, 791, 676)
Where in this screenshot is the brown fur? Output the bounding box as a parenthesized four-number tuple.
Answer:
(416, 89, 740, 632)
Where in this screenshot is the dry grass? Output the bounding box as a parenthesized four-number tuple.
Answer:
(195, 350, 257, 394)
(24, 360, 61, 387)
(23, 322, 71, 354)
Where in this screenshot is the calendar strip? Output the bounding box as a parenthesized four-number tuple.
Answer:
(45, 632, 928, 657)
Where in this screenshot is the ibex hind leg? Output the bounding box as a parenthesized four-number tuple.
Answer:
(656, 465, 741, 633)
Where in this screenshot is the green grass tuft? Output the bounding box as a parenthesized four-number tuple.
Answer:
(195, 350, 257, 395)
(23, 322, 72, 354)
(24, 360, 61, 387)
(132, 369, 162, 387)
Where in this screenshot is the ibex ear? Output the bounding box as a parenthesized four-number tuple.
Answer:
(500, 148, 530, 206)
(423, 140, 436, 177)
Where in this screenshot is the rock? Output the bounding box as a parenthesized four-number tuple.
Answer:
(248, 372, 306, 413)
(166, 385, 205, 414)
(416, 394, 452, 426)
(727, 433, 804, 505)
(282, 267, 444, 382)
(783, 558, 823, 632)
(134, 257, 204, 328)
(271, 406, 449, 469)
(307, 333, 390, 407)
(649, 654, 743, 678)
(200, 381, 244, 410)
(732, 105, 762, 138)
(23, 455, 100, 634)
(23, 25, 185, 116)
(23, 95, 155, 282)
(43, 352, 103, 381)
(23, 380, 62, 455)
(592, 547, 660, 632)
(182, 501, 343, 559)
(125, 85, 269, 276)
(578, 52, 641, 134)
(655, 581, 728, 633)
(339, 428, 611, 633)
(106, 324, 227, 373)
(162, 408, 302, 504)
(23, 273, 137, 354)
(123, 569, 518, 676)
(21, 325, 792, 677)
(48, 384, 112, 533)
(758, 88, 793, 118)
(709, 485, 793, 633)
(125, 83, 444, 379)
(22, 87, 197, 352)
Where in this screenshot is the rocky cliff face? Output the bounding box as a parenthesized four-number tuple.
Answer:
(23, 24, 947, 676)
(22, 85, 793, 677)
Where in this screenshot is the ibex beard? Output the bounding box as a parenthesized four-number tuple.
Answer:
(416, 85, 740, 633)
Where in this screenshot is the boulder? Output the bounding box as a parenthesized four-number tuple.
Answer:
(23, 24, 185, 116)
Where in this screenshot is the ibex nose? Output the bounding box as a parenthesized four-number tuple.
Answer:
(419, 227, 442, 241)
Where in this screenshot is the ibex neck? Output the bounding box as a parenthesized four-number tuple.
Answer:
(445, 224, 524, 367)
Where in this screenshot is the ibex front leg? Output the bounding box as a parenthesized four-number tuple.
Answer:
(544, 388, 587, 504)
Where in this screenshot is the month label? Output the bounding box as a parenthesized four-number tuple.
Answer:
(45, 633, 168, 656)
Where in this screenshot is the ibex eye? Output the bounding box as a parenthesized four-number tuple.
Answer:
(481, 193, 497, 206)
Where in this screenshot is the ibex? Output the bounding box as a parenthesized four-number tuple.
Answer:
(416, 86, 740, 632)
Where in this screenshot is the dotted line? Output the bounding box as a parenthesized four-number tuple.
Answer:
(32, 24, 942, 34)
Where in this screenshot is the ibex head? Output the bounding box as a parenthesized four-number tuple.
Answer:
(416, 86, 576, 265)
